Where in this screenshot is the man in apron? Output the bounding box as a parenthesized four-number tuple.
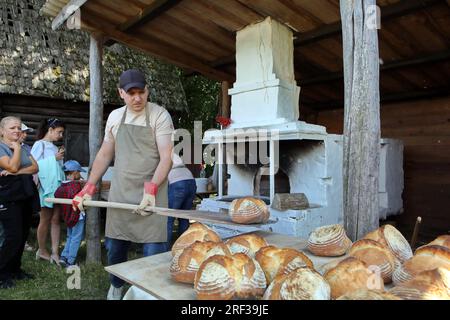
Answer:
(72, 69, 174, 300)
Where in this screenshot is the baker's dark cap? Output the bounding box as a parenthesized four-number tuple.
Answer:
(119, 69, 146, 92)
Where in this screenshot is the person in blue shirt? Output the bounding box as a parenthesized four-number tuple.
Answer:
(0, 116, 39, 289)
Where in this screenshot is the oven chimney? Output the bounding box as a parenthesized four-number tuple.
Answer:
(229, 17, 300, 128)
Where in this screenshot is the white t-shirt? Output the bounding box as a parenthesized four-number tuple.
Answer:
(104, 102, 174, 143)
(31, 140, 63, 166)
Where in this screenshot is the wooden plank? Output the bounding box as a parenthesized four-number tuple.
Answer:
(104, 231, 348, 300)
(180, 0, 257, 32)
(166, 6, 236, 52)
(271, 193, 309, 211)
(45, 198, 278, 227)
(52, 0, 87, 30)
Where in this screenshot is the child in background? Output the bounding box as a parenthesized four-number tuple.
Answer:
(54, 160, 86, 268)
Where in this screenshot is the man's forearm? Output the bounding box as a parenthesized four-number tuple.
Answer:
(151, 155, 172, 187)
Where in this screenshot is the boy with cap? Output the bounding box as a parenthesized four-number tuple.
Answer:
(55, 160, 87, 267)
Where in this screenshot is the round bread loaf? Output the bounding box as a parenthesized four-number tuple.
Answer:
(307, 224, 352, 257)
(255, 245, 314, 284)
(392, 245, 450, 285)
(194, 253, 267, 300)
(263, 267, 330, 300)
(170, 241, 231, 284)
(349, 239, 397, 283)
(171, 222, 221, 256)
(416, 235, 450, 251)
(324, 257, 385, 299)
(228, 197, 270, 224)
(389, 267, 450, 300)
(225, 233, 268, 258)
(336, 289, 401, 300)
(363, 224, 413, 266)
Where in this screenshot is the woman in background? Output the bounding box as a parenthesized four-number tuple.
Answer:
(166, 153, 197, 250)
(31, 118, 65, 265)
(0, 116, 39, 289)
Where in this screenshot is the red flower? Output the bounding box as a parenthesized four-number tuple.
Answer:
(216, 116, 231, 128)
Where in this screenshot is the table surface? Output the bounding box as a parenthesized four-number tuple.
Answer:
(105, 231, 346, 300)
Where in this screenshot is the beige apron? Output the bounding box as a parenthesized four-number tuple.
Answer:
(106, 104, 168, 243)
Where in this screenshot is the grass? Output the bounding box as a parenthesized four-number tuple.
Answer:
(0, 226, 140, 300)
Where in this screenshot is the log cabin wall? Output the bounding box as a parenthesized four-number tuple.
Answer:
(304, 96, 450, 244)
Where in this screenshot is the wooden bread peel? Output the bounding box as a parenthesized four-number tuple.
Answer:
(45, 197, 278, 227)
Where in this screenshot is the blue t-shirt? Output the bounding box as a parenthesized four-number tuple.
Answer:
(0, 142, 32, 170)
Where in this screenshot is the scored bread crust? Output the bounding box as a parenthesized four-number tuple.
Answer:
(170, 241, 231, 284)
(263, 267, 330, 300)
(363, 224, 413, 265)
(324, 257, 385, 299)
(392, 245, 450, 285)
(255, 245, 314, 284)
(194, 253, 267, 300)
(336, 289, 402, 300)
(228, 197, 270, 224)
(171, 222, 221, 256)
(389, 267, 450, 300)
(225, 233, 269, 258)
(348, 239, 397, 283)
(307, 224, 352, 257)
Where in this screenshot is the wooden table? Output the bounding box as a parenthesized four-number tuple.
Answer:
(104, 231, 346, 300)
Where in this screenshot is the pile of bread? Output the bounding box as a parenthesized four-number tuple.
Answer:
(307, 224, 449, 300)
(169, 222, 449, 300)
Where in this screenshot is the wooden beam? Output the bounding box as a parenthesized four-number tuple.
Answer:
(295, 0, 442, 46)
(300, 49, 450, 87)
(51, 0, 88, 30)
(305, 86, 450, 110)
(122, 0, 182, 32)
(211, 0, 443, 69)
(81, 12, 234, 82)
(86, 32, 103, 264)
(105, 0, 183, 46)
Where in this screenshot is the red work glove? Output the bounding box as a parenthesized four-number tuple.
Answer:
(72, 182, 97, 212)
(135, 182, 158, 216)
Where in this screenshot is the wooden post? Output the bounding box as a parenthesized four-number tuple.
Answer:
(86, 33, 104, 263)
(340, 0, 381, 241)
(220, 81, 231, 119)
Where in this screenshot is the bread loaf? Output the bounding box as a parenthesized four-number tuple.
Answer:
(324, 257, 385, 299)
(255, 245, 314, 284)
(307, 224, 352, 257)
(263, 267, 330, 300)
(363, 224, 413, 265)
(392, 245, 450, 285)
(417, 235, 450, 251)
(225, 233, 268, 258)
(348, 239, 397, 283)
(336, 289, 401, 300)
(228, 197, 270, 224)
(171, 222, 221, 256)
(170, 241, 231, 284)
(389, 267, 450, 300)
(194, 253, 267, 300)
